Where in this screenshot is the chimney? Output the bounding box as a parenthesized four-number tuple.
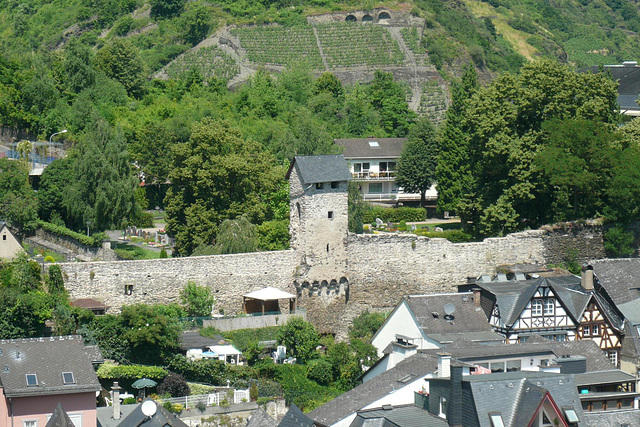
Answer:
(447, 365, 463, 427)
(581, 266, 594, 291)
(112, 382, 121, 420)
(438, 352, 451, 378)
(472, 288, 482, 309)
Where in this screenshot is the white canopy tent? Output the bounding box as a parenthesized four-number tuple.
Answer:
(242, 287, 297, 315)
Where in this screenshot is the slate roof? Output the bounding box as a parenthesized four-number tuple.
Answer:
(350, 404, 447, 427)
(46, 403, 76, 427)
(590, 258, 640, 305)
(279, 404, 315, 427)
(584, 64, 640, 111)
(246, 407, 277, 427)
(584, 409, 640, 427)
(179, 331, 222, 351)
(118, 399, 188, 427)
(421, 337, 614, 372)
(0, 335, 101, 398)
(285, 155, 351, 185)
(96, 404, 139, 427)
(574, 369, 636, 386)
(308, 352, 440, 426)
(404, 292, 502, 337)
(462, 372, 583, 427)
(475, 275, 590, 328)
(84, 345, 105, 364)
(334, 138, 407, 159)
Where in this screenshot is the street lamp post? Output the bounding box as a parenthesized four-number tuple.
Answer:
(48, 130, 67, 164)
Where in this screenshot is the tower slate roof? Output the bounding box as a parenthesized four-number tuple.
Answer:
(285, 155, 351, 184)
(590, 258, 640, 305)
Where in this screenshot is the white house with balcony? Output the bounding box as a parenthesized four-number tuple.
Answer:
(334, 138, 437, 204)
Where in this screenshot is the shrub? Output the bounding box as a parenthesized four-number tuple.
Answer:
(123, 397, 137, 404)
(157, 373, 190, 397)
(160, 248, 168, 258)
(306, 359, 333, 386)
(250, 383, 258, 401)
(96, 362, 168, 380)
(398, 221, 407, 231)
(604, 227, 635, 258)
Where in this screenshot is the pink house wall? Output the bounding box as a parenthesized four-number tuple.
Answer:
(0, 389, 96, 427)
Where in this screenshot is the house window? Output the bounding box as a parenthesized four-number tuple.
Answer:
(544, 299, 554, 316)
(328, 211, 334, 219)
(353, 163, 370, 174)
(331, 181, 339, 189)
(490, 362, 504, 373)
(315, 183, 324, 189)
(608, 350, 618, 366)
(2, 235, 5, 241)
(439, 397, 447, 418)
(26, 374, 37, 386)
(489, 413, 505, 427)
(532, 299, 543, 316)
(23, 421, 37, 427)
(583, 325, 590, 336)
(592, 324, 599, 335)
(369, 183, 383, 193)
(62, 372, 75, 384)
(506, 360, 521, 372)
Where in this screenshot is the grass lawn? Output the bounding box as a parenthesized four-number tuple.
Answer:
(23, 244, 66, 262)
(113, 243, 161, 260)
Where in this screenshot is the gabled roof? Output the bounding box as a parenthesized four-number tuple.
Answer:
(246, 407, 277, 427)
(71, 298, 109, 310)
(334, 138, 407, 159)
(404, 292, 502, 336)
(179, 331, 221, 352)
(46, 403, 76, 427)
(285, 155, 351, 184)
(461, 372, 583, 427)
(308, 352, 439, 426)
(0, 336, 101, 398)
(590, 258, 640, 305)
(350, 404, 447, 427)
(476, 275, 592, 328)
(279, 404, 315, 427)
(118, 399, 188, 427)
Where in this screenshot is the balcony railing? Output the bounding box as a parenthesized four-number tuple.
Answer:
(352, 171, 396, 180)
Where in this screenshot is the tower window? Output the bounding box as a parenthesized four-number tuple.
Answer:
(2, 235, 5, 240)
(316, 183, 324, 189)
(328, 211, 334, 219)
(331, 181, 339, 188)
(125, 284, 133, 295)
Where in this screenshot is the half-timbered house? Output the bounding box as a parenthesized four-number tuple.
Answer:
(473, 271, 625, 366)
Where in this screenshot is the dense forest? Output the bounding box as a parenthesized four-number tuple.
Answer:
(1, 0, 640, 256)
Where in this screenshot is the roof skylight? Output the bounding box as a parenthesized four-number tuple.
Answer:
(62, 372, 75, 385)
(368, 141, 380, 148)
(26, 374, 37, 386)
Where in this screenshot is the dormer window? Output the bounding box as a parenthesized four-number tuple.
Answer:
(26, 374, 38, 386)
(62, 372, 75, 384)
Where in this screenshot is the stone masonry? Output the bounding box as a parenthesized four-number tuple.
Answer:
(59, 156, 604, 336)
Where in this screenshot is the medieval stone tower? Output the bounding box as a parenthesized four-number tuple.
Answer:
(286, 155, 351, 294)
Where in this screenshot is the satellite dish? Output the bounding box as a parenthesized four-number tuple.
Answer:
(141, 400, 157, 417)
(444, 303, 456, 316)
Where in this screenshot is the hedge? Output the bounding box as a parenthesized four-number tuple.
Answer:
(362, 207, 427, 224)
(414, 229, 473, 243)
(97, 362, 168, 380)
(37, 220, 107, 247)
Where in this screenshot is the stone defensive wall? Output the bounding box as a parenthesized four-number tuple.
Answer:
(59, 222, 603, 336)
(60, 250, 297, 315)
